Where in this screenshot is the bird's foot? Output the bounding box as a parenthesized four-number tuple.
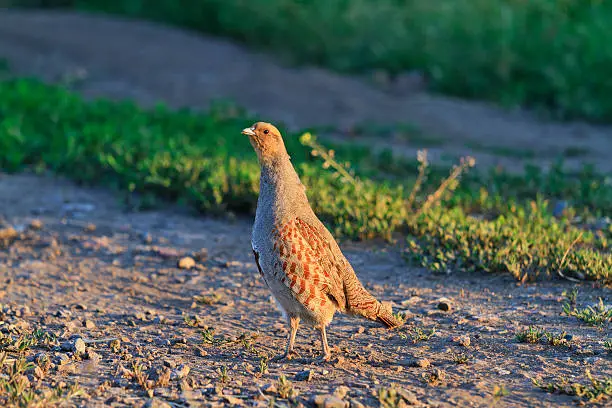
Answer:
(271, 350, 301, 362)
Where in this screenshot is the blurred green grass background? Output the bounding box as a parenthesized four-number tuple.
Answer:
(10, 0, 612, 122)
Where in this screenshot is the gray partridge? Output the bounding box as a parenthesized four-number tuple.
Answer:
(242, 122, 402, 361)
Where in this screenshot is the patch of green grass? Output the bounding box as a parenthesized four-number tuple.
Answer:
(405, 202, 611, 282)
(377, 384, 416, 407)
(201, 328, 222, 346)
(276, 375, 296, 399)
(1, 79, 611, 283)
(604, 339, 612, 353)
(406, 327, 436, 344)
(492, 384, 510, 400)
(451, 352, 469, 364)
(563, 298, 612, 326)
(515, 326, 572, 347)
(515, 326, 545, 344)
(216, 365, 230, 384)
(12, 0, 612, 122)
(193, 292, 224, 306)
(533, 369, 612, 403)
(0, 350, 83, 407)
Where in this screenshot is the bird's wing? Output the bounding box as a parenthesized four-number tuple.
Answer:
(291, 218, 396, 325)
(270, 217, 347, 312)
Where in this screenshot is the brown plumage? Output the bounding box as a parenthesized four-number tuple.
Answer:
(242, 122, 402, 361)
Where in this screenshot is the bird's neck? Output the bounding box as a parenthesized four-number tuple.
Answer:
(259, 152, 299, 189)
(257, 152, 307, 220)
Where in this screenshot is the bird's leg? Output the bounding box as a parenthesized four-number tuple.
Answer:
(286, 316, 300, 357)
(315, 325, 332, 362)
(273, 316, 300, 361)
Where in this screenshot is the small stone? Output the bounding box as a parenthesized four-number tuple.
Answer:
(33, 365, 45, 379)
(83, 320, 96, 329)
(0, 227, 17, 242)
(312, 394, 348, 408)
(29, 219, 44, 230)
(144, 398, 171, 408)
(86, 351, 102, 363)
(333, 385, 350, 399)
(53, 354, 70, 366)
(294, 369, 313, 381)
(193, 248, 208, 262)
(61, 337, 86, 355)
(84, 223, 97, 232)
(223, 395, 244, 405)
(437, 298, 452, 312)
(397, 388, 419, 405)
(402, 357, 431, 368)
(453, 335, 471, 347)
(153, 316, 167, 324)
(261, 383, 277, 395)
(18, 306, 31, 317)
(349, 399, 365, 408)
(170, 364, 190, 380)
(356, 326, 365, 334)
(178, 257, 196, 270)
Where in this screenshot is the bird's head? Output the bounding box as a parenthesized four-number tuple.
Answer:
(242, 122, 287, 162)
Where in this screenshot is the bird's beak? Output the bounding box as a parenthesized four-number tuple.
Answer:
(241, 127, 256, 136)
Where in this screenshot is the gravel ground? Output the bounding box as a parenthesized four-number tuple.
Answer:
(1, 173, 610, 407)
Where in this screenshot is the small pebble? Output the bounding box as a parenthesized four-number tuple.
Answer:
(437, 298, 452, 312)
(193, 248, 209, 262)
(53, 354, 70, 366)
(402, 357, 430, 368)
(178, 257, 196, 270)
(333, 385, 350, 399)
(29, 219, 44, 230)
(397, 388, 420, 405)
(170, 363, 190, 380)
(61, 337, 86, 355)
(261, 383, 277, 395)
(453, 335, 471, 347)
(349, 399, 365, 408)
(312, 394, 348, 408)
(294, 369, 313, 381)
(144, 398, 171, 408)
(0, 227, 17, 241)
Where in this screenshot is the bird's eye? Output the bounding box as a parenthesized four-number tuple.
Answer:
(263, 129, 269, 135)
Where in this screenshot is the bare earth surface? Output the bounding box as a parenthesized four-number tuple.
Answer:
(2, 9, 612, 173)
(0, 9, 611, 408)
(1, 173, 611, 408)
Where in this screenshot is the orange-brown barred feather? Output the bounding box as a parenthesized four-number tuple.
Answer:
(270, 218, 345, 312)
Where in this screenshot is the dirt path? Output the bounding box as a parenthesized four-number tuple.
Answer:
(1, 9, 612, 173)
(1, 172, 611, 407)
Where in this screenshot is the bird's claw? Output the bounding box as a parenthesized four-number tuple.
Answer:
(271, 350, 301, 362)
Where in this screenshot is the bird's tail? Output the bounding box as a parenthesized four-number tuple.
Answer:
(376, 301, 403, 328)
(344, 280, 403, 328)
